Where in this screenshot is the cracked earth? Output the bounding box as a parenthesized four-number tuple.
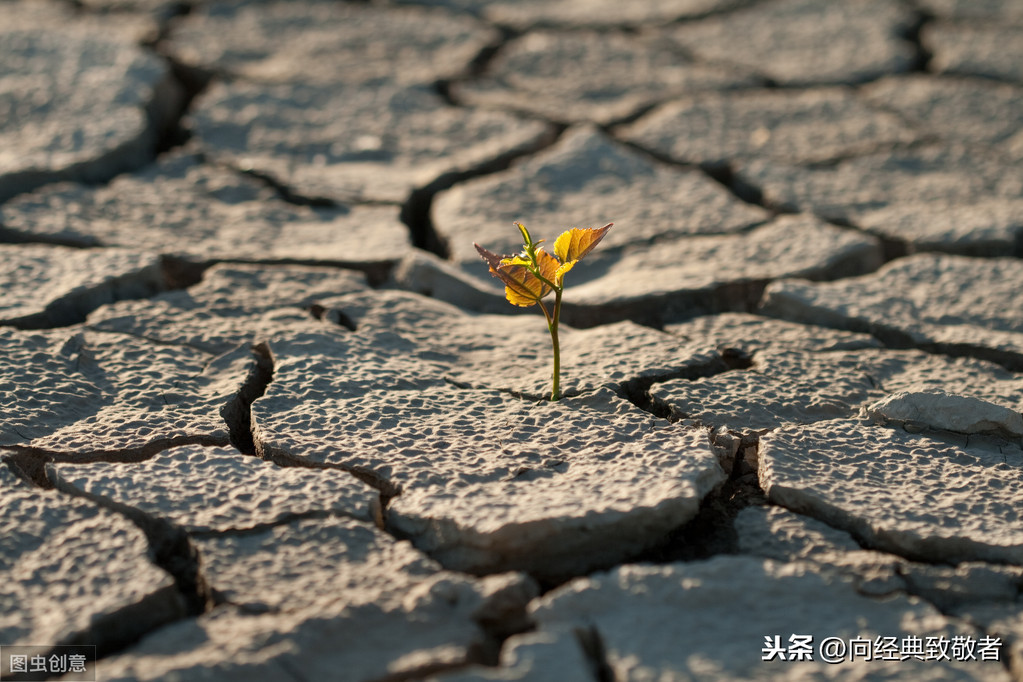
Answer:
(1, 0, 1022, 680)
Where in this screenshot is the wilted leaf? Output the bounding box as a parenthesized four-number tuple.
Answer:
(553, 223, 612, 264)
(475, 242, 505, 274)
(474, 242, 557, 307)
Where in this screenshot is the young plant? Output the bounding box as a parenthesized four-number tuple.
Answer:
(475, 221, 612, 401)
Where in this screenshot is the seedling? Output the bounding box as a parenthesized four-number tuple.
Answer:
(475, 222, 613, 401)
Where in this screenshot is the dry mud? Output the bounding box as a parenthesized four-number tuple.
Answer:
(1, 0, 1021, 680)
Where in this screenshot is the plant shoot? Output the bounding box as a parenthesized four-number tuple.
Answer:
(475, 221, 612, 401)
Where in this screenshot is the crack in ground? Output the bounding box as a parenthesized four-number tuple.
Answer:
(3, 259, 163, 330)
(149, 47, 204, 158)
(899, 4, 935, 75)
(618, 347, 754, 418)
(574, 624, 617, 682)
(725, 419, 1023, 572)
(431, 610, 615, 681)
(233, 164, 357, 209)
(0, 9, 189, 207)
(1, 255, 206, 331)
(400, 124, 565, 260)
(11, 3, 1014, 677)
(370, 660, 489, 682)
(898, 567, 1023, 619)
(610, 135, 776, 214)
(1, 435, 231, 484)
(226, 339, 401, 509)
(601, 137, 779, 241)
(274, 658, 310, 682)
(307, 303, 357, 331)
(831, 209, 1023, 261)
(399, 206, 882, 332)
(749, 172, 1023, 266)
(759, 309, 1023, 373)
(187, 509, 340, 541)
(434, 23, 519, 108)
(254, 436, 399, 526)
(602, 99, 675, 131)
(0, 453, 36, 486)
(611, 124, 943, 251)
(470, 599, 537, 670)
(662, 0, 778, 28)
(146, 4, 222, 159)
(84, 325, 221, 357)
(222, 341, 274, 456)
(476, 423, 768, 596)
(723, 135, 942, 226)
(629, 433, 767, 567)
(797, 213, 920, 274)
(43, 463, 214, 658)
(993, 229, 1020, 259)
(742, 502, 1023, 671)
(560, 281, 771, 329)
(212, 256, 394, 287)
(382, 600, 538, 680)
(773, 484, 1023, 568)
(0, 223, 100, 248)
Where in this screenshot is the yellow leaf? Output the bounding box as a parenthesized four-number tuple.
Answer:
(501, 264, 543, 306)
(502, 248, 558, 306)
(501, 254, 532, 267)
(553, 223, 612, 264)
(554, 259, 575, 285)
(533, 247, 559, 285)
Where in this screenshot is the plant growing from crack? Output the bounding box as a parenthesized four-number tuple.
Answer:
(475, 222, 612, 402)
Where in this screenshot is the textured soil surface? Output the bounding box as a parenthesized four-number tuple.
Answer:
(1, 0, 1022, 680)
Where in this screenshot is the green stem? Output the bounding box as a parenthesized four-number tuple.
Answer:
(548, 288, 562, 401)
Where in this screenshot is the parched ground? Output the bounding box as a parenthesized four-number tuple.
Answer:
(1, 0, 1022, 680)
